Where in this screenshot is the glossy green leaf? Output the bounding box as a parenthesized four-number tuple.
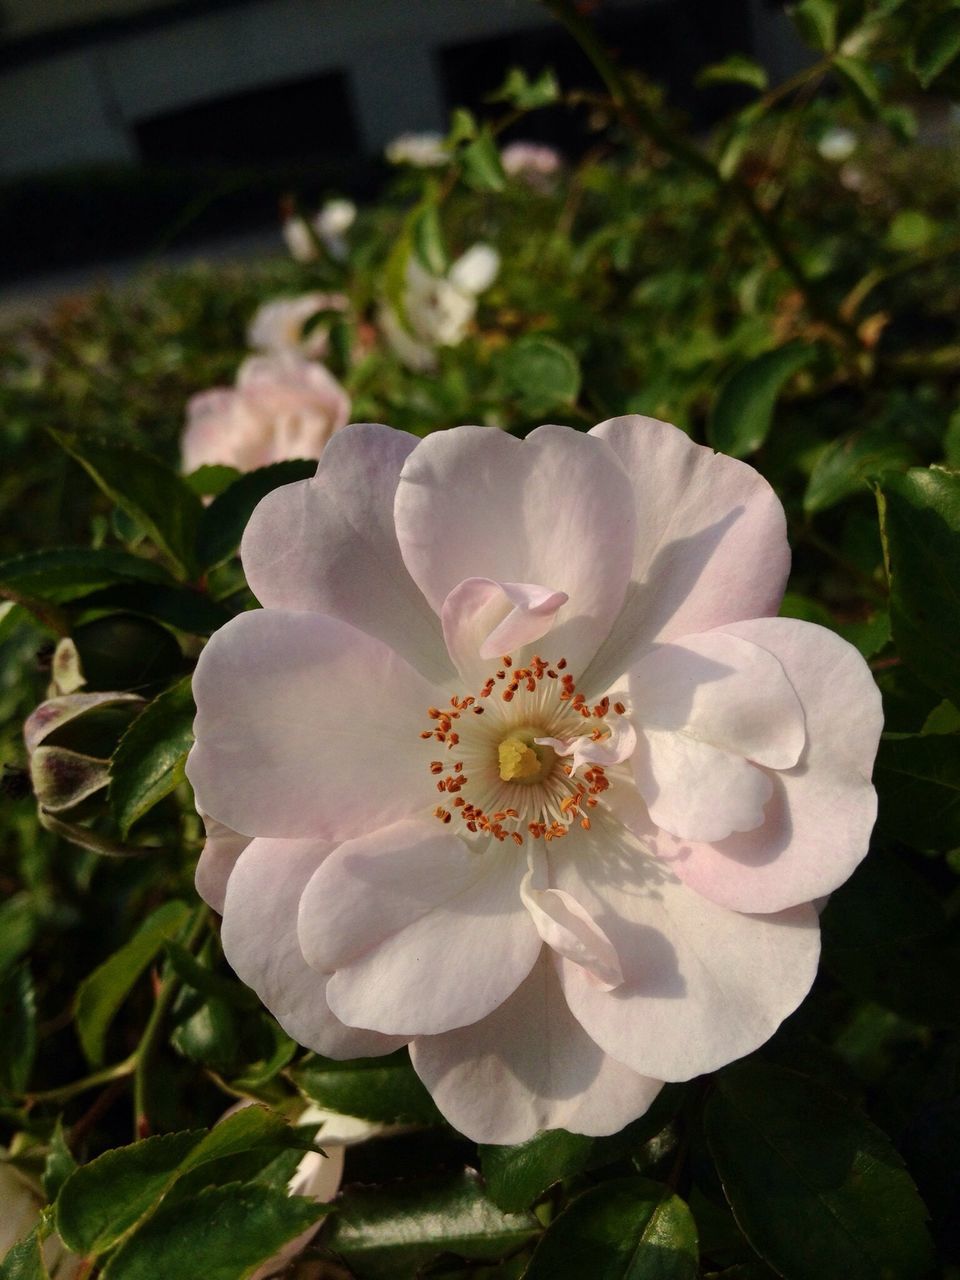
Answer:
(196, 459, 317, 572)
(175, 1103, 316, 1176)
(0, 548, 172, 605)
(804, 432, 913, 514)
(708, 344, 816, 458)
(0, 966, 36, 1096)
(705, 1060, 934, 1280)
(292, 1050, 442, 1126)
(74, 900, 191, 1065)
(524, 1177, 698, 1279)
(321, 1169, 538, 1280)
(109, 677, 195, 836)
(909, 7, 960, 87)
(103, 1181, 327, 1280)
(876, 468, 960, 705)
(875, 731, 960, 851)
(50, 433, 202, 579)
(56, 1131, 203, 1254)
(73, 582, 231, 636)
(696, 55, 767, 90)
(460, 129, 507, 193)
(500, 336, 581, 415)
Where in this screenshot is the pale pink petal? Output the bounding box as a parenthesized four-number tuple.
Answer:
(441, 577, 568, 686)
(410, 954, 663, 1144)
(537, 717, 637, 773)
(186, 610, 439, 840)
(584, 417, 789, 690)
(297, 819, 541, 1036)
(194, 814, 251, 914)
(240, 423, 452, 684)
(395, 425, 636, 675)
(520, 866, 624, 990)
(652, 618, 881, 914)
(629, 630, 805, 769)
(553, 832, 820, 1081)
(222, 837, 404, 1058)
(634, 730, 773, 843)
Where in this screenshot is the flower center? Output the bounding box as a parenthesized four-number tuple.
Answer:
(419, 653, 620, 847)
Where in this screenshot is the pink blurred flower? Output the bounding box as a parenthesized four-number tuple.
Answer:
(501, 141, 562, 190)
(187, 417, 881, 1145)
(247, 292, 349, 360)
(182, 354, 350, 475)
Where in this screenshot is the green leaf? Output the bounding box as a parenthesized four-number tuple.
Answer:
(696, 55, 768, 90)
(42, 1121, 78, 1202)
(411, 201, 448, 275)
(480, 1088, 684, 1213)
(804, 432, 914, 515)
(909, 7, 960, 87)
(875, 731, 960, 850)
(321, 1170, 538, 1280)
(109, 677, 195, 837)
(50, 434, 202, 580)
(524, 1177, 698, 1279)
(833, 57, 882, 114)
(163, 942, 260, 1009)
(0, 966, 36, 1096)
(71, 614, 183, 695)
(885, 211, 935, 253)
(708, 344, 816, 458)
(103, 1182, 327, 1280)
(0, 1228, 49, 1280)
(0, 896, 38, 980)
(460, 129, 508, 193)
(73, 582, 231, 636)
(183, 465, 241, 499)
(196, 460, 317, 572)
(175, 1103, 316, 1176)
(790, 0, 837, 50)
(500, 336, 581, 416)
(74, 900, 191, 1066)
(0, 548, 172, 605)
(56, 1131, 203, 1254)
(876, 468, 960, 705)
(489, 66, 560, 110)
(292, 1051, 442, 1126)
(704, 1060, 935, 1280)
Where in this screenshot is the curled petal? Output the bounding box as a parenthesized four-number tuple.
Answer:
(442, 577, 568, 684)
(521, 865, 624, 990)
(194, 814, 251, 915)
(537, 717, 637, 774)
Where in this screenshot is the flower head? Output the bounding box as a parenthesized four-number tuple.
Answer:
(187, 417, 881, 1145)
(247, 292, 349, 360)
(817, 126, 857, 162)
(501, 141, 562, 190)
(385, 131, 450, 168)
(182, 353, 350, 474)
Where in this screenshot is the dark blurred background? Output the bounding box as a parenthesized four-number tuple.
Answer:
(0, 0, 808, 289)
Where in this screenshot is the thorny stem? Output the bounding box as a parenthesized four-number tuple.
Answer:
(133, 903, 210, 1138)
(541, 0, 861, 354)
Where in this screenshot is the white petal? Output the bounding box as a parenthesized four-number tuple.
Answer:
(194, 814, 251, 914)
(537, 717, 638, 773)
(410, 954, 663, 1144)
(441, 577, 568, 685)
(298, 820, 541, 1036)
(521, 866, 624, 990)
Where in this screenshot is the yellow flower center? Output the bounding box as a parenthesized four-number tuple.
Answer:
(498, 730, 556, 784)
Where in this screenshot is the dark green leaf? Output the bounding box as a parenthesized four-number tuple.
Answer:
(196, 460, 317, 572)
(460, 129, 508, 193)
(708, 344, 816, 458)
(877, 468, 960, 705)
(56, 1131, 202, 1254)
(411, 202, 448, 275)
(183, 466, 241, 499)
(790, 0, 837, 50)
(704, 1060, 934, 1280)
(0, 548, 172, 605)
(170, 994, 240, 1074)
(71, 614, 183, 695)
(103, 1181, 327, 1280)
(0, 1228, 48, 1280)
(0, 896, 38, 981)
(163, 942, 260, 1009)
(524, 1176, 698, 1280)
(833, 57, 881, 114)
(804, 433, 914, 515)
(0, 967, 36, 1096)
(74, 900, 191, 1066)
(909, 7, 960, 87)
(42, 1122, 77, 1203)
(321, 1170, 537, 1280)
(696, 55, 767, 90)
(73, 582, 230, 636)
(292, 1051, 443, 1126)
(175, 1103, 316, 1176)
(50, 434, 202, 579)
(875, 731, 960, 851)
(500, 336, 581, 416)
(109, 678, 195, 837)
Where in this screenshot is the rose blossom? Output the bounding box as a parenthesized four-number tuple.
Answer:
(385, 131, 450, 168)
(181, 353, 350, 474)
(247, 293, 349, 360)
(187, 417, 881, 1145)
(380, 245, 500, 371)
(501, 141, 562, 191)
